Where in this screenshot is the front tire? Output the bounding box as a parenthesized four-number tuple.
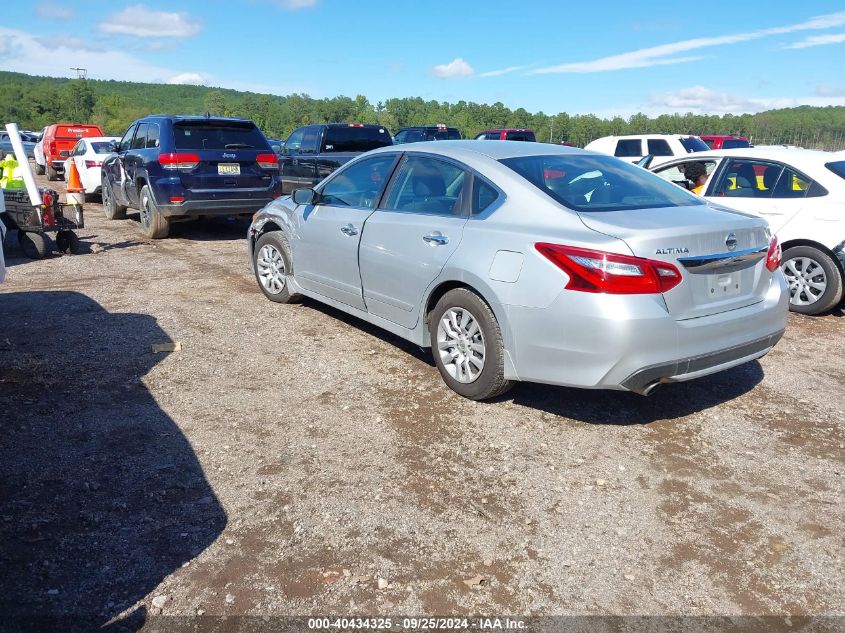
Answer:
(429, 288, 513, 400)
(139, 185, 170, 239)
(46, 165, 58, 181)
(101, 178, 127, 220)
(781, 246, 844, 315)
(35, 162, 45, 176)
(252, 232, 302, 303)
(18, 231, 50, 259)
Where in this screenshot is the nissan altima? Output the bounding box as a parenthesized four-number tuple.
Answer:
(248, 141, 788, 400)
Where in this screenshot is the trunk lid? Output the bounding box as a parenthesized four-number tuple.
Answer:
(578, 204, 772, 320)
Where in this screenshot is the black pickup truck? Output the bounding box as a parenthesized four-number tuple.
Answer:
(279, 123, 393, 194)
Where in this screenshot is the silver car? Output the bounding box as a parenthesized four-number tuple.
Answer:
(248, 141, 788, 400)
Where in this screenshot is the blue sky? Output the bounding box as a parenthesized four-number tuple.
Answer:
(3, 1, 845, 117)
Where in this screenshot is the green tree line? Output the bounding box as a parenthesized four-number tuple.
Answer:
(2, 71, 845, 150)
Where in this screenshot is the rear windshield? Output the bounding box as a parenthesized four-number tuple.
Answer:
(501, 154, 704, 212)
(680, 137, 709, 152)
(57, 126, 103, 139)
(826, 161, 845, 180)
(90, 142, 114, 154)
(424, 128, 461, 141)
(722, 138, 751, 149)
(173, 121, 269, 151)
(506, 131, 536, 142)
(323, 126, 393, 152)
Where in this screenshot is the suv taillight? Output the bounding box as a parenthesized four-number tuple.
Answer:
(158, 153, 200, 170)
(536, 243, 682, 294)
(256, 153, 279, 169)
(766, 235, 782, 272)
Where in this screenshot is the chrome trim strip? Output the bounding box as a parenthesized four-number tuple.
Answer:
(677, 246, 767, 274)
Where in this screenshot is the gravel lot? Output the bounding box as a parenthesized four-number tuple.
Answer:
(1, 173, 843, 630)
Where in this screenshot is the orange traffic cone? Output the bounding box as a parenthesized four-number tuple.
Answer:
(66, 161, 84, 193)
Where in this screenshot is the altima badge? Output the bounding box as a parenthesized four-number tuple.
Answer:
(655, 247, 689, 255)
(725, 233, 738, 251)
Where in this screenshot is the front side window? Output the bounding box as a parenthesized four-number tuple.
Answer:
(654, 161, 718, 191)
(118, 125, 136, 153)
(614, 139, 642, 157)
(72, 140, 85, 156)
(284, 129, 304, 153)
(299, 127, 320, 154)
(383, 155, 468, 216)
(501, 154, 705, 212)
(318, 155, 397, 208)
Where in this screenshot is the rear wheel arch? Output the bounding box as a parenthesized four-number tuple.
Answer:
(780, 239, 844, 275)
(424, 279, 511, 346)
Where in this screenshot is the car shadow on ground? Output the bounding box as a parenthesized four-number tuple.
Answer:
(0, 291, 226, 632)
(300, 297, 765, 424)
(125, 212, 251, 242)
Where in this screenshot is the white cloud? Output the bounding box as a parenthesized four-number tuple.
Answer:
(167, 72, 208, 86)
(479, 65, 531, 78)
(531, 10, 845, 74)
(784, 32, 845, 49)
(816, 83, 845, 97)
(646, 85, 845, 115)
(269, 0, 317, 8)
(35, 2, 74, 19)
(98, 5, 201, 38)
(431, 58, 475, 79)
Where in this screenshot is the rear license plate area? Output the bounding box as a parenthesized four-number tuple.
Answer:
(218, 163, 240, 175)
(708, 273, 740, 298)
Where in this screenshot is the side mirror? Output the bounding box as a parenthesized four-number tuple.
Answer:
(292, 188, 317, 205)
(108, 141, 119, 152)
(636, 154, 654, 169)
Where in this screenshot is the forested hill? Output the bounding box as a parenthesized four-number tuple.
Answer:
(2, 70, 844, 150)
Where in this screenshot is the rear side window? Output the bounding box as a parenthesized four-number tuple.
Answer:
(131, 123, 149, 150)
(680, 137, 709, 152)
(146, 123, 160, 149)
(702, 138, 715, 149)
(173, 121, 269, 151)
(722, 138, 750, 149)
(647, 139, 672, 156)
(501, 154, 704, 212)
(614, 139, 642, 157)
(473, 179, 499, 214)
(323, 126, 392, 152)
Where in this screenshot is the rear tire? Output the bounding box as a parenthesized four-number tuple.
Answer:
(18, 231, 50, 259)
(429, 288, 514, 400)
(252, 232, 302, 303)
(35, 162, 45, 176)
(101, 178, 127, 220)
(781, 246, 844, 315)
(139, 185, 170, 239)
(56, 231, 80, 255)
(46, 165, 58, 181)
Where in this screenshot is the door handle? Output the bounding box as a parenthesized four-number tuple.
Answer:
(423, 232, 449, 245)
(340, 224, 359, 236)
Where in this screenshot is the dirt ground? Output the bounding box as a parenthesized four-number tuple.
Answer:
(0, 172, 843, 631)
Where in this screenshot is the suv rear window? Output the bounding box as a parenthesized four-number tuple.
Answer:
(501, 154, 704, 213)
(680, 137, 709, 152)
(424, 127, 461, 141)
(173, 121, 269, 151)
(323, 126, 392, 152)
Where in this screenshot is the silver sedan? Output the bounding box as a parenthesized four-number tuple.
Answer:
(248, 141, 788, 400)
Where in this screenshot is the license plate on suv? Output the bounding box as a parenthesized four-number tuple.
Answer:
(218, 163, 240, 175)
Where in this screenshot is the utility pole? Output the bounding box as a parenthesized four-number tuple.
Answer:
(70, 67, 87, 80)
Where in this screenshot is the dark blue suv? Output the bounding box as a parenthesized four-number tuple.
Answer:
(101, 115, 281, 238)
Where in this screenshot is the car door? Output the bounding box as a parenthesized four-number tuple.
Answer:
(106, 124, 136, 206)
(279, 127, 319, 194)
(293, 154, 400, 310)
(358, 154, 470, 329)
(122, 123, 149, 207)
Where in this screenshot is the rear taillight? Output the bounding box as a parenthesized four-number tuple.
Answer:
(536, 243, 682, 294)
(766, 235, 782, 272)
(49, 141, 57, 155)
(158, 153, 200, 170)
(84, 160, 102, 169)
(256, 153, 279, 169)
(41, 192, 55, 228)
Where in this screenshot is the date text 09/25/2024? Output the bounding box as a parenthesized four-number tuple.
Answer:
(307, 617, 527, 630)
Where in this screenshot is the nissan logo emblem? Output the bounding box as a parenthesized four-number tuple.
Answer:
(725, 233, 738, 251)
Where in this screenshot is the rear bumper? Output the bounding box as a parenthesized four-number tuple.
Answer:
(504, 272, 789, 391)
(156, 198, 272, 217)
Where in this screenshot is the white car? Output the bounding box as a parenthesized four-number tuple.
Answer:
(32, 126, 47, 175)
(651, 148, 845, 315)
(585, 134, 710, 167)
(62, 136, 120, 197)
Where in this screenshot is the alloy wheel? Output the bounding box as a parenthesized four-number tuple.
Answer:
(783, 256, 827, 306)
(140, 193, 152, 228)
(256, 244, 286, 294)
(436, 307, 486, 384)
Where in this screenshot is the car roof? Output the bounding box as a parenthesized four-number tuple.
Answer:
(592, 134, 696, 141)
(82, 136, 121, 143)
(398, 125, 459, 130)
(479, 128, 534, 133)
(367, 139, 587, 161)
(676, 147, 839, 164)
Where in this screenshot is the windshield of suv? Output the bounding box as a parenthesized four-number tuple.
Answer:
(680, 137, 709, 152)
(501, 154, 705, 212)
(173, 121, 269, 151)
(722, 139, 751, 149)
(323, 126, 393, 152)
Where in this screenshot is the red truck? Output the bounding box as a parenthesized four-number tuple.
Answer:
(37, 123, 105, 181)
(699, 135, 751, 150)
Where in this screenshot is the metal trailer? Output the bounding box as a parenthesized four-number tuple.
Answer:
(1, 187, 84, 258)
